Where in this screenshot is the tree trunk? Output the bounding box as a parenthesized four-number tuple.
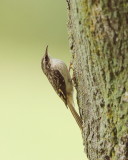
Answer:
(66, 0, 128, 160)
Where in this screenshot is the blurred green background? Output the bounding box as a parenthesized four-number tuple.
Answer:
(0, 0, 86, 160)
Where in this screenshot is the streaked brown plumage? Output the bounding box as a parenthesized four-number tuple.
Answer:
(41, 46, 82, 130)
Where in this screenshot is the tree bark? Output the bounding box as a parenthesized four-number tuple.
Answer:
(66, 0, 128, 160)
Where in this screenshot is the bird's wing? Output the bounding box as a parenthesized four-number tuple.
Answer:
(50, 69, 67, 107)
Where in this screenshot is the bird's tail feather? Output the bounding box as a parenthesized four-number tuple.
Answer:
(67, 99, 83, 130)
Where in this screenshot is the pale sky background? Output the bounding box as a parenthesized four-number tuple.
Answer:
(0, 0, 87, 159)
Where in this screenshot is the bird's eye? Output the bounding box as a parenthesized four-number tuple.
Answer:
(45, 54, 49, 63)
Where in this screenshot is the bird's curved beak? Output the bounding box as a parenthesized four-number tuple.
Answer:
(44, 45, 50, 63)
(45, 45, 48, 56)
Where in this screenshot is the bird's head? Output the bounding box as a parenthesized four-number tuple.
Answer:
(41, 45, 51, 74)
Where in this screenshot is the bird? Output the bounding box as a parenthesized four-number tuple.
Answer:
(41, 46, 82, 130)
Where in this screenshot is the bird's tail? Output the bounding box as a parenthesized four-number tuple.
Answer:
(67, 98, 83, 131)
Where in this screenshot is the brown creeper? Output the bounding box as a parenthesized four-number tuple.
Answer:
(41, 46, 82, 130)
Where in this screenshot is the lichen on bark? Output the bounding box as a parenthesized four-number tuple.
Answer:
(66, 0, 128, 160)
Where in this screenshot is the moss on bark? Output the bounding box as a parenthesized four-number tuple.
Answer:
(67, 0, 128, 159)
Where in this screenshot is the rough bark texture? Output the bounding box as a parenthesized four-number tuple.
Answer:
(66, 0, 128, 160)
